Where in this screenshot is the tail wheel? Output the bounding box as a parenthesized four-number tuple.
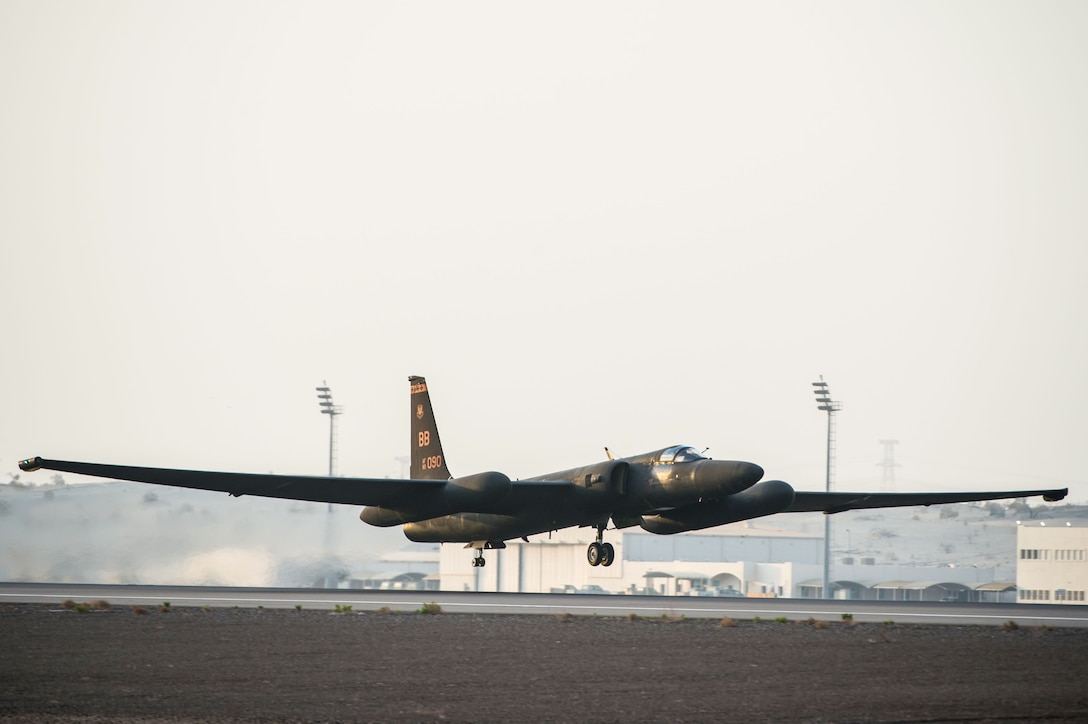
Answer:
(587, 541, 602, 566)
(600, 542, 615, 567)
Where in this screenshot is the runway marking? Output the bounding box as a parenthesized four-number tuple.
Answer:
(3, 592, 1086, 625)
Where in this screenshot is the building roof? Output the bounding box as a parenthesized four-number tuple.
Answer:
(871, 580, 971, 591)
(800, 579, 1015, 592)
(973, 581, 1017, 592)
(1017, 520, 1088, 528)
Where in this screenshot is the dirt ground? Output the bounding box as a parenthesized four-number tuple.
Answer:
(3, 603, 1087, 723)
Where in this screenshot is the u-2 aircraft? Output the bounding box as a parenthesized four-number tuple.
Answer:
(21, 376, 1067, 568)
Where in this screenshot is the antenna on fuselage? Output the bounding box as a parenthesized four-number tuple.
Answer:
(604, 447, 614, 460)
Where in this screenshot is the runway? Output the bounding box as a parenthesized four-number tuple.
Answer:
(3, 581, 1087, 627)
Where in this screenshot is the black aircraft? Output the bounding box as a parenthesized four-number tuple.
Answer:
(20, 375, 1067, 568)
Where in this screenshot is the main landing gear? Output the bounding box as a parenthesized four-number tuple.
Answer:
(586, 527, 615, 567)
(466, 541, 504, 567)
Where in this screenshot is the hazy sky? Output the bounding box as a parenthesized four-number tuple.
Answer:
(3, 2, 1086, 503)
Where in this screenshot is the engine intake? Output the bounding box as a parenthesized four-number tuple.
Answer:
(639, 480, 795, 535)
(442, 471, 512, 509)
(360, 471, 512, 527)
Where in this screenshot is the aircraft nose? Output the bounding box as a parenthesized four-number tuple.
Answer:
(694, 460, 764, 495)
(734, 461, 765, 489)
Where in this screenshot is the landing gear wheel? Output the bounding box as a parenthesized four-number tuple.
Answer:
(587, 541, 602, 566)
(472, 555, 486, 568)
(600, 542, 615, 567)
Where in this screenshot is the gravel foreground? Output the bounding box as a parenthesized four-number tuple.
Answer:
(3, 602, 1088, 723)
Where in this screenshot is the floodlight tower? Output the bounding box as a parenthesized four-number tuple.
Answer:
(812, 377, 842, 600)
(316, 382, 344, 478)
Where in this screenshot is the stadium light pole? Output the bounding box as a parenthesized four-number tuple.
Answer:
(316, 382, 344, 512)
(812, 377, 842, 600)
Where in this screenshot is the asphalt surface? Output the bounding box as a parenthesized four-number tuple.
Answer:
(4, 601, 1088, 723)
(5, 582, 1088, 627)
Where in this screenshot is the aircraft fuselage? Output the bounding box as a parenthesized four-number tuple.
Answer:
(394, 447, 770, 543)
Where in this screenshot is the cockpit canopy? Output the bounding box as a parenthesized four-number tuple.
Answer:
(656, 445, 707, 464)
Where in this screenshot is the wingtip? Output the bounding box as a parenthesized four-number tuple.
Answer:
(18, 457, 43, 472)
(1043, 488, 1068, 503)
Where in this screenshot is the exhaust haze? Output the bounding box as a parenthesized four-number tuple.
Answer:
(0, 481, 411, 586)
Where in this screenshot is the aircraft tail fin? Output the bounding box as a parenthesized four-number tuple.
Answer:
(409, 376, 452, 480)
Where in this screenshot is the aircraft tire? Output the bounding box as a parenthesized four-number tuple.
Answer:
(586, 542, 602, 566)
(600, 543, 615, 567)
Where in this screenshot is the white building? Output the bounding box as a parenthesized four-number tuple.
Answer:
(1016, 520, 1088, 604)
(434, 522, 1019, 601)
(438, 523, 819, 595)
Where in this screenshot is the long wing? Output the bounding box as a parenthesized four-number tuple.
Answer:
(18, 457, 445, 507)
(786, 487, 1068, 515)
